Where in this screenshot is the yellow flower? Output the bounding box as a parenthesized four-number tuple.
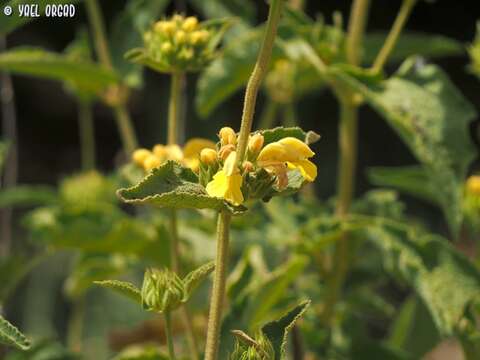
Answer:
(206, 151, 244, 205)
(257, 137, 317, 182)
(183, 138, 216, 171)
(466, 175, 480, 196)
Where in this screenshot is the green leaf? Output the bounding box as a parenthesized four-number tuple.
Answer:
(334, 57, 477, 235)
(0, 0, 81, 35)
(261, 300, 310, 360)
(256, 126, 319, 146)
(0, 185, 58, 208)
(363, 31, 464, 65)
(0, 47, 118, 94)
(117, 161, 246, 214)
(94, 280, 142, 304)
(0, 315, 30, 350)
(182, 261, 215, 298)
(367, 166, 439, 205)
(387, 296, 441, 358)
(364, 222, 480, 336)
(109, 0, 169, 87)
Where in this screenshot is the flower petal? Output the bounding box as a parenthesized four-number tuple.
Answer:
(183, 138, 216, 159)
(288, 159, 317, 182)
(206, 170, 228, 199)
(279, 137, 315, 158)
(205, 169, 244, 205)
(223, 151, 238, 176)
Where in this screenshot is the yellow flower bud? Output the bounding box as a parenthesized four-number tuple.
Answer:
(172, 14, 184, 23)
(153, 144, 167, 159)
(161, 42, 173, 53)
(190, 30, 210, 45)
(179, 47, 194, 61)
(219, 127, 237, 146)
(182, 16, 198, 32)
(132, 148, 152, 167)
(200, 148, 217, 165)
(242, 161, 254, 173)
(218, 144, 235, 161)
(175, 30, 187, 44)
(155, 21, 176, 36)
(467, 175, 480, 196)
(143, 155, 162, 171)
(248, 134, 264, 155)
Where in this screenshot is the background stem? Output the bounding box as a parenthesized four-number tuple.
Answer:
(372, 0, 417, 73)
(235, 0, 284, 162)
(168, 73, 183, 146)
(257, 99, 278, 130)
(85, 0, 138, 155)
(0, 36, 18, 258)
(78, 101, 95, 171)
(66, 296, 85, 352)
(204, 211, 231, 360)
(164, 311, 177, 360)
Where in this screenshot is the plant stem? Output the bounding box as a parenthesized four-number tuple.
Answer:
(204, 211, 231, 360)
(164, 311, 177, 360)
(236, 0, 284, 163)
(0, 36, 17, 258)
(322, 0, 370, 325)
(168, 73, 183, 145)
(85, 0, 138, 155)
(371, 0, 417, 73)
(67, 296, 85, 352)
(78, 101, 95, 171)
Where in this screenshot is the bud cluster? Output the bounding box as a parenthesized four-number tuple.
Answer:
(230, 332, 274, 360)
(139, 14, 217, 73)
(141, 268, 186, 313)
(133, 144, 184, 171)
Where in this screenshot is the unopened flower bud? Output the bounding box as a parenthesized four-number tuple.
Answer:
(172, 14, 184, 23)
(248, 134, 264, 155)
(179, 47, 194, 61)
(141, 268, 186, 313)
(182, 16, 198, 32)
(143, 155, 162, 171)
(467, 175, 480, 196)
(161, 42, 173, 54)
(219, 127, 237, 146)
(155, 21, 176, 35)
(132, 149, 151, 167)
(200, 148, 217, 165)
(153, 144, 167, 159)
(218, 144, 235, 161)
(242, 161, 254, 173)
(190, 30, 210, 45)
(175, 30, 187, 44)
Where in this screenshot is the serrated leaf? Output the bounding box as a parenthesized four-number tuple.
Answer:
(367, 166, 439, 205)
(0, 0, 81, 35)
(94, 280, 142, 304)
(183, 261, 215, 299)
(363, 222, 480, 337)
(333, 57, 477, 235)
(0, 47, 118, 94)
(363, 31, 463, 65)
(256, 126, 312, 145)
(0, 315, 30, 350)
(261, 300, 310, 360)
(117, 161, 246, 214)
(0, 185, 58, 208)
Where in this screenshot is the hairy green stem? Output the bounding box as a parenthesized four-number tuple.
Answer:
(78, 101, 95, 171)
(322, 0, 370, 325)
(67, 296, 85, 352)
(371, 0, 417, 73)
(204, 211, 231, 360)
(168, 73, 183, 145)
(235, 0, 284, 163)
(85, 0, 138, 154)
(164, 311, 177, 360)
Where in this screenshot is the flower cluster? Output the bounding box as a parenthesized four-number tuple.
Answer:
(132, 138, 215, 172)
(128, 14, 224, 73)
(198, 127, 317, 206)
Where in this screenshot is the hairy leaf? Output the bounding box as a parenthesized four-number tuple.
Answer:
(0, 47, 118, 94)
(0, 315, 30, 350)
(363, 31, 463, 65)
(261, 300, 310, 360)
(94, 280, 142, 304)
(364, 222, 480, 336)
(183, 261, 215, 298)
(117, 161, 246, 214)
(334, 57, 477, 235)
(0, 185, 58, 208)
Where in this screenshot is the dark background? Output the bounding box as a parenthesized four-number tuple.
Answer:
(2, 0, 480, 229)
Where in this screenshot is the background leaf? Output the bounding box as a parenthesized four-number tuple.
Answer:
(94, 279, 142, 304)
(0, 47, 118, 94)
(183, 261, 215, 298)
(0, 185, 58, 208)
(334, 57, 477, 235)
